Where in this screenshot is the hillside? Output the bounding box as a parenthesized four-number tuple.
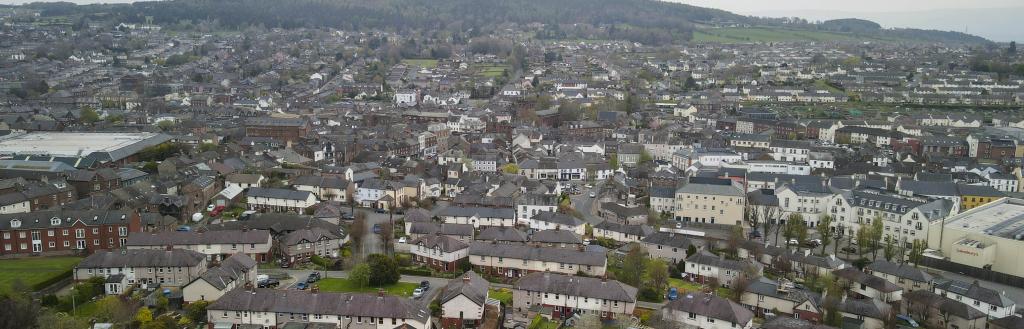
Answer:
(21, 0, 991, 45)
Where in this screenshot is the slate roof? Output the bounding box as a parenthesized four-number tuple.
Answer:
(282, 227, 343, 247)
(935, 279, 1015, 307)
(410, 233, 469, 253)
(194, 253, 257, 290)
(903, 290, 986, 320)
(440, 271, 489, 305)
(593, 221, 654, 236)
(208, 214, 342, 236)
(532, 211, 584, 227)
(209, 289, 430, 322)
(246, 187, 315, 201)
(514, 272, 636, 302)
(476, 226, 528, 243)
(409, 222, 474, 237)
(438, 206, 515, 219)
(0, 210, 134, 230)
(838, 298, 891, 318)
(832, 267, 901, 293)
(662, 292, 753, 325)
(78, 249, 206, 268)
(469, 242, 605, 266)
(675, 182, 743, 196)
(686, 250, 754, 271)
(126, 230, 270, 246)
(641, 232, 696, 249)
(865, 259, 933, 283)
(531, 229, 582, 244)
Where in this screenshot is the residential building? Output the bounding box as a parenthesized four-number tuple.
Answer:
(512, 272, 637, 321)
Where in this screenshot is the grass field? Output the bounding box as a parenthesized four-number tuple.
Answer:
(317, 278, 419, 297)
(693, 27, 897, 43)
(0, 256, 81, 293)
(668, 278, 733, 299)
(401, 59, 439, 68)
(488, 287, 512, 305)
(474, 65, 508, 78)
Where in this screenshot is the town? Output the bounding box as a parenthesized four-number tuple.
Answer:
(1, 1, 1024, 329)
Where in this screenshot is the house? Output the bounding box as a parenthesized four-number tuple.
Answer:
(469, 242, 606, 278)
(529, 211, 585, 236)
(206, 289, 432, 329)
(864, 259, 934, 292)
(0, 210, 142, 256)
(739, 277, 822, 321)
(837, 298, 891, 329)
(832, 267, 903, 302)
(661, 292, 754, 329)
(598, 202, 648, 225)
(684, 250, 762, 287)
(74, 249, 207, 287)
(438, 206, 516, 228)
(292, 175, 349, 202)
(902, 290, 987, 329)
(410, 233, 470, 272)
(281, 227, 346, 264)
(933, 279, 1016, 319)
(592, 221, 653, 243)
(516, 194, 559, 224)
(529, 230, 582, 248)
(673, 181, 745, 226)
(225, 173, 264, 189)
(512, 272, 637, 321)
(641, 232, 699, 264)
(475, 226, 528, 244)
(439, 271, 491, 329)
(246, 187, 319, 213)
(124, 230, 273, 262)
(408, 223, 474, 243)
(183, 253, 258, 303)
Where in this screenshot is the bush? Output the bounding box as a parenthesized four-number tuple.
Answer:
(41, 294, 59, 307)
(399, 268, 432, 277)
(852, 257, 871, 270)
(32, 269, 73, 290)
(366, 254, 400, 286)
(638, 287, 664, 303)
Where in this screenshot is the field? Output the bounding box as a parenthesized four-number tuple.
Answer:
(0, 256, 81, 293)
(401, 59, 439, 68)
(474, 64, 508, 78)
(668, 278, 733, 299)
(317, 278, 419, 297)
(693, 27, 898, 43)
(488, 287, 512, 305)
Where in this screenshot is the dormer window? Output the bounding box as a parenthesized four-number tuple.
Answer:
(10, 219, 20, 228)
(50, 217, 61, 226)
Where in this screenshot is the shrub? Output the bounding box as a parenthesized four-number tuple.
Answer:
(638, 287, 664, 303)
(31, 269, 73, 291)
(399, 268, 432, 277)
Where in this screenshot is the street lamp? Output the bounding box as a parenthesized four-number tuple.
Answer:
(70, 286, 76, 316)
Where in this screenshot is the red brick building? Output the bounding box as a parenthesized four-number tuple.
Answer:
(0, 210, 143, 257)
(244, 117, 311, 143)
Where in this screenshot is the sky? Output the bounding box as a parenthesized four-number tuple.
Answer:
(673, 0, 1024, 42)
(1, 0, 1021, 42)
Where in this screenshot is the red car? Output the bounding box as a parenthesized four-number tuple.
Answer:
(209, 205, 226, 217)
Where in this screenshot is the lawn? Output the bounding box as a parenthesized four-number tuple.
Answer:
(488, 287, 512, 305)
(401, 59, 439, 68)
(317, 278, 419, 297)
(473, 65, 508, 78)
(668, 278, 733, 299)
(0, 256, 81, 293)
(528, 315, 560, 329)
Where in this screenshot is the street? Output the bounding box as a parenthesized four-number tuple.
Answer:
(568, 180, 607, 225)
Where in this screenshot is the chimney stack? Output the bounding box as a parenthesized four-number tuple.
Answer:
(463, 276, 471, 284)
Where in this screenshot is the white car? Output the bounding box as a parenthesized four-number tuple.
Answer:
(787, 239, 799, 245)
(589, 192, 596, 198)
(398, 236, 407, 244)
(206, 204, 216, 212)
(412, 287, 425, 298)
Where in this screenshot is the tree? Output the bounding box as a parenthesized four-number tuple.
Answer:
(870, 216, 884, 259)
(366, 254, 400, 286)
(908, 239, 926, 266)
(726, 224, 744, 256)
(0, 294, 40, 329)
(783, 213, 807, 250)
(135, 307, 154, 325)
(608, 153, 619, 170)
(818, 214, 834, 255)
(501, 163, 520, 174)
(883, 235, 896, 261)
(349, 263, 371, 288)
(729, 268, 755, 303)
(377, 222, 395, 255)
(95, 295, 131, 322)
(620, 244, 648, 286)
(856, 225, 871, 255)
(644, 259, 670, 296)
(349, 213, 367, 255)
(80, 106, 101, 124)
(156, 120, 175, 132)
(639, 150, 653, 164)
(186, 300, 210, 324)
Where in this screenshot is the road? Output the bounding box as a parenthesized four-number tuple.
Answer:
(261, 269, 450, 306)
(569, 180, 607, 225)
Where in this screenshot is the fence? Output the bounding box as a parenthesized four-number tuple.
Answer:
(919, 257, 1024, 288)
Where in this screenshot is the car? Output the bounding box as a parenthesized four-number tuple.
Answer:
(841, 246, 858, 253)
(582, 239, 591, 245)
(206, 204, 216, 212)
(372, 224, 382, 234)
(296, 282, 308, 290)
(412, 287, 425, 298)
(895, 314, 919, 328)
(374, 208, 387, 214)
(209, 205, 226, 217)
(176, 225, 191, 232)
(420, 281, 430, 290)
(787, 239, 799, 245)
(341, 213, 354, 220)
(667, 287, 679, 301)
(584, 184, 593, 189)
(257, 278, 280, 288)
(307, 272, 321, 283)
(748, 230, 763, 238)
(763, 311, 776, 318)
(398, 236, 407, 244)
(675, 222, 683, 229)
(804, 239, 821, 247)
(279, 260, 291, 268)
(589, 192, 596, 198)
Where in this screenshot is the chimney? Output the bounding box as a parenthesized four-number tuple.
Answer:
(377, 288, 385, 298)
(463, 276, 471, 284)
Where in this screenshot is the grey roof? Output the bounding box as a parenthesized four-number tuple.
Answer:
(641, 232, 696, 249)
(476, 226, 527, 243)
(957, 184, 1005, 197)
(209, 289, 429, 321)
(662, 292, 753, 325)
(649, 186, 676, 199)
(747, 276, 818, 304)
(438, 206, 515, 219)
(282, 227, 343, 247)
(126, 230, 270, 246)
(78, 249, 205, 268)
(898, 180, 959, 197)
(0, 210, 134, 230)
(532, 211, 584, 227)
(291, 175, 348, 189)
(686, 250, 755, 271)
(761, 317, 836, 329)
(410, 233, 469, 253)
(865, 260, 933, 283)
(514, 272, 636, 302)
(675, 182, 743, 196)
(903, 290, 987, 320)
(469, 242, 606, 266)
(440, 271, 489, 305)
(593, 221, 654, 236)
(409, 222, 474, 237)
(208, 214, 341, 236)
(194, 253, 257, 290)
(832, 267, 901, 293)
(246, 187, 315, 201)
(531, 229, 582, 244)
(935, 279, 1015, 307)
(838, 298, 891, 318)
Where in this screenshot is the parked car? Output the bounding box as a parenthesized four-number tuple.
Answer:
(206, 204, 216, 212)
(667, 287, 679, 300)
(341, 213, 354, 220)
(257, 278, 280, 288)
(748, 230, 762, 238)
(279, 259, 291, 268)
(209, 205, 226, 217)
(296, 282, 308, 290)
(841, 246, 858, 254)
(895, 314, 919, 328)
(374, 208, 387, 214)
(787, 239, 799, 245)
(412, 287, 425, 298)
(589, 192, 596, 198)
(372, 224, 382, 234)
(398, 236, 407, 244)
(176, 225, 191, 232)
(307, 272, 321, 283)
(420, 281, 431, 290)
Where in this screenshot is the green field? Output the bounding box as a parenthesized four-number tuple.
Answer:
(488, 287, 512, 305)
(401, 59, 439, 68)
(693, 27, 897, 43)
(0, 256, 81, 293)
(317, 278, 419, 297)
(668, 278, 733, 299)
(474, 65, 508, 78)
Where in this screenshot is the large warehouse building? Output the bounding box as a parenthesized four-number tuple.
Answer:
(0, 132, 173, 166)
(927, 197, 1024, 278)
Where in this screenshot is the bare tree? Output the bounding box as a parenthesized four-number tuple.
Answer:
(349, 212, 368, 256)
(377, 222, 395, 255)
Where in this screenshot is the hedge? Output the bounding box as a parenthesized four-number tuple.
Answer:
(31, 269, 73, 291)
(399, 268, 432, 277)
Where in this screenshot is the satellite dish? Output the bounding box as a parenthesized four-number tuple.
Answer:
(192, 213, 204, 222)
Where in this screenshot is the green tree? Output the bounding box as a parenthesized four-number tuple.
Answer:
(95, 295, 130, 322)
(818, 214, 834, 255)
(349, 263, 371, 288)
(870, 215, 884, 259)
(644, 259, 670, 295)
(501, 163, 520, 174)
(80, 107, 101, 124)
(608, 153, 619, 169)
(783, 213, 807, 249)
(135, 307, 154, 325)
(639, 150, 653, 164)
(856, 225, 872, 255)
(156, 120, 175, 132)
(619, 244, 648, 286)
(186, 300, 210, 324)
(883, 235, 896, 261)
(366, 254, 400, 286)
(908, 239, 926, 266)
